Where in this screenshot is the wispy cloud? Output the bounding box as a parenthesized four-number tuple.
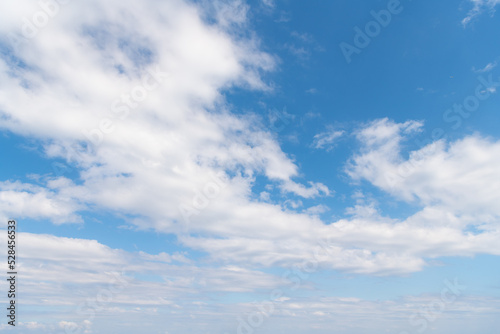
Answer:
(462, 0, 500, 26)
(284, 43, 310, 60)
(473, 60, 498, 73)
(1, 1, 500, 332)
(312, 129, 345, 150)
(291, 31, 314, 43)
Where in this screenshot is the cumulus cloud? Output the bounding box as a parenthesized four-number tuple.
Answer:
(1, 0, 500, 282)
(0, 180, 82, 224)
(1, 1, 499, 333)
(0, 0, 327, 234)
(347, 118, 500, 218)
(344, 118, 500, 260)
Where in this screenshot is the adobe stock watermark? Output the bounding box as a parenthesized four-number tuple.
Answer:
(228, 293, 281, 334)
(399, 278, 466, 334)
(340, 0, 409, 64)
(268, 107, 293, 133)
(442, 73, 499, 129)
(59, 271, 131, 334)
(385, 73, 499, 188)
(7, 0, 71, 52)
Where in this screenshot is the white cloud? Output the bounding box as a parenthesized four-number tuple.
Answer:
(0, 180, 82, 224)
(0, 1, 499, 333)
(261, 0, 276, 9)
(22, 321, 47, 330)
(7, 291, 500, 333)
(0, 232, 284, 309)
(304, 204, 329, 215)
(5, 232, 498, 334)
(312, 129, 345, 150)
(473, 61, 498, 73)
(344, 118, 500, 260)
(1, 0, 500, 282)
(291, 31, 313, 43)
(199, 0, 250, 29)
(280, 180, 330, 198)
(284, 43, 310, 60)
(462, 0, 500, 26)
(0, 0, 326, 233)
(348, 118, 500, 218)
(59, 320, 91, 333)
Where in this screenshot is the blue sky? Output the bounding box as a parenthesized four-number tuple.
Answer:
(1, 0, 500, 333)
